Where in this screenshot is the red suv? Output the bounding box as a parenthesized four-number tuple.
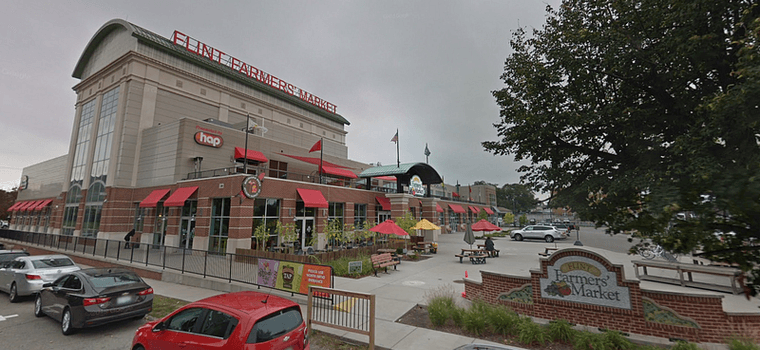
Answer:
(132, 291, 309, 350)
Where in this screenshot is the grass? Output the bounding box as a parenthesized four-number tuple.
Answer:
(310, 330, 369, 350)
(149, 295, 189, 319)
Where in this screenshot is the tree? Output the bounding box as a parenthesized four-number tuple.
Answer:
(278, 222, 297, 254)
(497, 184, 539, 213)
(253, 224, 269, 251)
(483, 0, 760, 295)
(503, 212, 515, 226)
(477, 210, 488, 221)
(0, 188, 18, 220)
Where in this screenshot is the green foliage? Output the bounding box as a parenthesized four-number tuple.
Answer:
(602, 330, 634, 350)
(670, 341, 700, 350)
(483, 0, 760, 295)
(516, 317, 547, 346)
(496, 184, 539, 212)
(483, 304, 521, 336)
(727, 336, 760, 350)
(323, 254, 373, 277)
(462, 308, 487, 336)
(518, 214, 528, 227)
(427, 296, 456, 327)
(394, 211, 418, 236)
(503, 212, 515, 226)
(323, 219, 343, 249)
(572, 331, 606, 350)
(547, 319, 575, 343)
(252, 224, 269, 251)
(450, 307, 464, 328)
(477, 210, 488, 221)
(278, 222, 297, 253)
(343, 223, 356, 245)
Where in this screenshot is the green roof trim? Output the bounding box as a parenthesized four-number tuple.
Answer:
(359, 163, 443, 184)
(359, 163, 420, 177)
(72, 19, 350, 126)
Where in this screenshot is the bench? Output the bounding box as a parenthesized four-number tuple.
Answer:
(371, 253, 400, 276)
(454, 254, 488, 264)
(633, 259, 744, 294)
(538, 247, 559, 257)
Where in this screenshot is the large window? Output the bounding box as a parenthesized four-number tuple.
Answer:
(90, 86, 119, 185)
(209, 198, 231, 254)
(70, 99, 96, 188)
(252, 198, 280, 248)
(328, 202, 344, 227)
(81, 181, 106, 237)
(354, 204, 367, 228)
(62, 185, 82, 236)
(133, 204, 145, 232)
(269, 160, 288, 179)
(449, 209, 459, 229)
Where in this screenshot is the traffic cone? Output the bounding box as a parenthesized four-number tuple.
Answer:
(465, 271, 468, 278)
(462, 291, 467, 298)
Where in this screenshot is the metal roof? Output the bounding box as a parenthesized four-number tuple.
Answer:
(72, 19, 350, 126)
(358, 163, 442, 184)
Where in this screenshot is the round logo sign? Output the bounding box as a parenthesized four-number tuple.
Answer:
(242, 176, 262, 198)
(409, 175, 425, 197)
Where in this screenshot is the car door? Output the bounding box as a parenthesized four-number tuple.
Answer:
(44, 275, 72, 319)
(0, 259, 25, 292)
(0, 260, 12, 292)
(183, 309, 239, 349)
(149, 307, 207, 350)
(523, 226, 538, 239)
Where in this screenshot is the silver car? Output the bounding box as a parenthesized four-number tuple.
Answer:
(510, 225, 567, 243)
(0, 254, 80, 302)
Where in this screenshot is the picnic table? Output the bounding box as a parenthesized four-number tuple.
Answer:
(412, 241, 437, 254)
(476, 244, 500, 257)
(455, 248, 487, 264)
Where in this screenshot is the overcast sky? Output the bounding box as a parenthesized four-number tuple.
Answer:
(0, 0, 561, 192)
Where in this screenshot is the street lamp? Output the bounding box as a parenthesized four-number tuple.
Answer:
(242, 114, 252, 174)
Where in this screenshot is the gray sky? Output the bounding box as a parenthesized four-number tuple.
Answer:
(0, 0, 560, 191)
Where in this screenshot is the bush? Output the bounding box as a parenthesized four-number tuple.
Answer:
(323, 254, 373, 277)
(484, 304, 521, 336)
(462, 300, 490, 336)
(547, 319, 575, 343)
(427, 296, 456, 327)
(602, 330, 634, 350)
(573, 330, 606, 350)
(670, 341, 700, 350)
(727, 336, 760, 350)
(516, 317, 547, 346)
(451, 307, 465, 327)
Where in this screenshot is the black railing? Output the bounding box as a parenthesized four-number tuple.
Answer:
(0, 229, 332, 296)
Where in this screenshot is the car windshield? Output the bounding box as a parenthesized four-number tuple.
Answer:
(88, 272, 142, 288)
(32, 258, 75, 269)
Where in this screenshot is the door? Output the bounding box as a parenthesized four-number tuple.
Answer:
(153, 205, 169, 247)
(179, 218, 195, 250)
(294, 218, 314, 250)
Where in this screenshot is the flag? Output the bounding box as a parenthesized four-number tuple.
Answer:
(391, 130, 398, 144)
(309, 139, 322, 153)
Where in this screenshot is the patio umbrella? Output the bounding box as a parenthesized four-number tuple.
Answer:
(463, 221, 476, 248)
(411, 219, 440, 231)
(471, 219, 502, 232)
(369, 219, 410, 237)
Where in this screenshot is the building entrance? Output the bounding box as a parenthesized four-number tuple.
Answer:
(179, 217, 195, 249)
(294, 217, 315, 251)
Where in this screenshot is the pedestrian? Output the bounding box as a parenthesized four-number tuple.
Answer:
(124, 229, 136, 248)
(484, 236, 495, 256)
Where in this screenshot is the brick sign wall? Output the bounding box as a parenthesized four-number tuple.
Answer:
(464, 248, 760, 344)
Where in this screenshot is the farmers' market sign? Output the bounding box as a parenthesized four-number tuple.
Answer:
(539, 255, 631, 310)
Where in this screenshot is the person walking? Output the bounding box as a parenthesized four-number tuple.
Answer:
(124, 229, 136, 249)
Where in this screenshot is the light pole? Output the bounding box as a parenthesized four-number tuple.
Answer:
(242, 114, 251, 174)
(573, 224, 583, 246)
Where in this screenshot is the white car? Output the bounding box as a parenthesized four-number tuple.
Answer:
(0, 254, 80, 302)
(510, 225, 567, 243)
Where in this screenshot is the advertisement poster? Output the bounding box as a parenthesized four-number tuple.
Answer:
(298, 264, 332, 294)
(257, 259, 279, 287)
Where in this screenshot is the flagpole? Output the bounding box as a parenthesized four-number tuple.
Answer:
(243, 114, 250, 174)
(396, 129, 400, 168)
(319, 137, 324, 184)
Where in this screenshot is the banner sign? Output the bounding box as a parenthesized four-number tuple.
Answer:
(539, 255, 631, 310)
(409, 175, 425, 197)
(257, 258, 332, 295)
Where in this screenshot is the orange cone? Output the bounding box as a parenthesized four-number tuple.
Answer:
(465, 271, 468, 278)
(462, 291, 467, 298)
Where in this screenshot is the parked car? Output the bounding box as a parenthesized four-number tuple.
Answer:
(551, 223, 572, 235)
(510, 225, 567, 243)
(132, 291, 310, 350)
(0, 249, 30, 264)
(34, 267, 153, 335)
(0, 254, 80, 302)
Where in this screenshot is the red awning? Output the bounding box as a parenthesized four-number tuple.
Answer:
(32, 199, 53, 211)
(234, 147, 268, 163)
(282, 154, 349, 169)
(469, 206, 480, 214)
(375, 176, 396, 182)
(376, 196, 391, 211)
(320, 166, 357, 179)
(13, 201, 30, 211)
(452, 192, 460, 197)
(436, 203, 444, 213)
(139, 189, 171, 208)
(22, 200, 42, 212)
(483, 207, 494, 215)
(296, 188, 328, 208)
(7, 202, 23, 211)
(448, 204, 466, 214)
(164, 187, 199, 207)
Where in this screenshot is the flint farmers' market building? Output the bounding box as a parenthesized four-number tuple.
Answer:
(7, 19, 498, 254)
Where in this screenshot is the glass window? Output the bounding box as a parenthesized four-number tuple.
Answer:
(70, 99, 97, 187)
(133, 204, 145, 232)
(62, 276, 82, 290)
(268, 160, 288, 179)
(209, 198, 231, 254)
(354, 204, 367, 228)
(90, 86, 120, 185)
(167, 308, 205, 333)
(199, 309, 238, 339)
(246, 307, 303, 344)
(32, 257, 75, 269)
(252, 198, 280, 248)
(81, 205, 102, 237)
(295, 201, 315, 217)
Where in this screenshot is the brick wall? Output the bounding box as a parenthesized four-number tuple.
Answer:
(464, 249, 760, 343)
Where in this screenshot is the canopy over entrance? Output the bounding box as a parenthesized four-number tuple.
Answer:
(358, 162, 443, 195)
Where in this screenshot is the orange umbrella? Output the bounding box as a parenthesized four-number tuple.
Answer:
(471, 219, 502, 232)
(369, 219, 410, 237)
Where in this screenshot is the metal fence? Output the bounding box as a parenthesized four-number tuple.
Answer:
(308, 286, 375, 350)
(0, 229, 331, 295)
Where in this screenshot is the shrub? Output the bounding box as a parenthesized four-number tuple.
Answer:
(602, 330, 634, 350)
(323, 254, 373, 277)
(427, 297, 456, 327)
(670, 341, 700, 350)
(573, 330, 606, 350)
(547, 319, 575, 343)
(516, 317, 547, 346)
(451, 307, 465, 327)
(727, 336, 760, 350)
(484, 304, 521, 336)
(462, 308, 488, 336)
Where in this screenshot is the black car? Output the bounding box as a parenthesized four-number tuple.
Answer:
(34, 267, 153, 335)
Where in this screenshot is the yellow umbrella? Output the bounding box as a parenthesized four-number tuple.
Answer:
(411, 219, 441, 231)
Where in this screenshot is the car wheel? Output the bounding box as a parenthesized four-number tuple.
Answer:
(545, 235, 554, 243)
(61, 308, 75, 335)
(133, 345, 146, 350)
(34, 295, 44, 317)
(514, 234, 523, 241)
(9, 283, 19, 303)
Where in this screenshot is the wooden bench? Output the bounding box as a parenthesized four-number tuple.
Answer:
(538, 247, 559, 257)
(454, 253, 488, 264)
(633, 259, 744, 294)
(476, 244, 500, 257)
(371, 253, 400, 276)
